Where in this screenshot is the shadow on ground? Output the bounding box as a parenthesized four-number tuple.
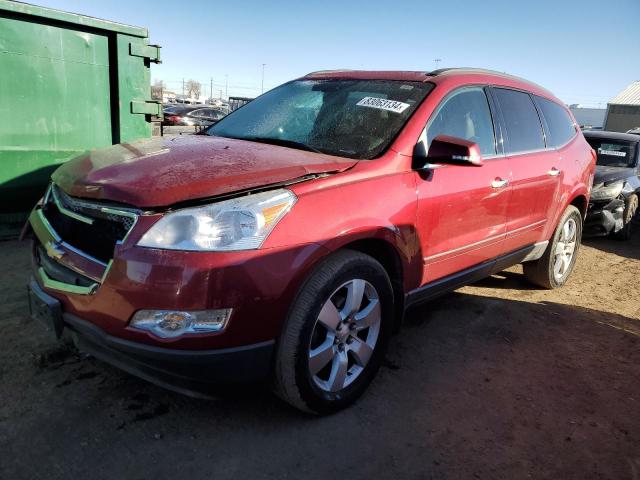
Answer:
(583, 227, 640, 261)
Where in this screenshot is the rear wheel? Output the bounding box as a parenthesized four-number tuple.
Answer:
(523, 205, 582, 289)
(612, 194, 638, 241)
(272, 250, 393, 414)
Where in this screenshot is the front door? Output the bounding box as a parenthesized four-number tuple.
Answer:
(414, 86, 511, 285)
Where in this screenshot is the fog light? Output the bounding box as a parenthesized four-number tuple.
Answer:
(130, 309, 231, 339)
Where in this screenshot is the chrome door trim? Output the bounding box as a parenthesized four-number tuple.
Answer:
(505, 219, 547, 237)
(424, 220, 547, 263)
(423, 232, 505, 263)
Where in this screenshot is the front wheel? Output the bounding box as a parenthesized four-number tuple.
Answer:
(272, 250, 394, 414)
(523, 205, 583, 289)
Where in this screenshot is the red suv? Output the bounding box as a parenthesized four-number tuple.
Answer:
(26, 69, 595, 413)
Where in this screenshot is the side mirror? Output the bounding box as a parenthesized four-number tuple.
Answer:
(413, 135, 484, 169)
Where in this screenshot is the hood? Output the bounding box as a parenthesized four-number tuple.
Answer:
(52, 136, 357, 208)
(594, 165, 634, 185)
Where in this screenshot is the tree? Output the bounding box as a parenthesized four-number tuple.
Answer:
(186, 79, 201, 100)
(151, 80, 164, 100)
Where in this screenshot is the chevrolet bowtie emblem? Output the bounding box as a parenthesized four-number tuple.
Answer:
(44, 241, 65, 260)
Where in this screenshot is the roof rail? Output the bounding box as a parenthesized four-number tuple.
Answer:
(427, 67, 554, 97)
(428, 67, 508, 76)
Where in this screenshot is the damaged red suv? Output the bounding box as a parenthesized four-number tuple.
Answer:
(27, 69, 595, 413)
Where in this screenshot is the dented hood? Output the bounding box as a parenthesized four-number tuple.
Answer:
(593, 165, 635, 185)
(52, 136, 357, 208)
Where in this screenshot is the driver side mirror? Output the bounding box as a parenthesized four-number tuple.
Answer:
(413, 135, 484, 169)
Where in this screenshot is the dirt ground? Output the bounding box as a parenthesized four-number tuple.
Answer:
(1, 232, 638, 480)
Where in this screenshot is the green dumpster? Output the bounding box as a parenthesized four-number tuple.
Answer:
(0, 0, 160, 235)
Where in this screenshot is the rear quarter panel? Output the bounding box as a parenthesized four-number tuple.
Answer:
(546, 131, 595, 238)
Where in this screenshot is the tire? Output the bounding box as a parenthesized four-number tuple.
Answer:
(612, 194, 638, 241)
(272, 249, 394, 414)
(523, 205, 582, 289)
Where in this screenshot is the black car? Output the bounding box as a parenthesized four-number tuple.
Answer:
(584, 130, 640, 240)
(162, 105, 226, 127)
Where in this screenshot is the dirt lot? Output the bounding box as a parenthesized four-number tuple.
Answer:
(1, 232, 638, 480)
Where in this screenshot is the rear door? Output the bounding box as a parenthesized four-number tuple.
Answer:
(490, 87, 561, 252)
(415, 86, 511, 284)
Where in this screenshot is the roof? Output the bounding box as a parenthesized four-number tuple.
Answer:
(0, 0, 148, 37)
(609, 81, 640, 106)
(583, 130, 640, 143)
(303, 68, 556, 100)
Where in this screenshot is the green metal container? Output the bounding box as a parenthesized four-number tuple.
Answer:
(0, 0, 160, 232)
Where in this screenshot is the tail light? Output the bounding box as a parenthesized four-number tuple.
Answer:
(169, 115, 180, 123)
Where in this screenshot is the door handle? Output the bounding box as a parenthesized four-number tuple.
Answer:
(491, 178, 509, 189)
(548, 167, 561, 177)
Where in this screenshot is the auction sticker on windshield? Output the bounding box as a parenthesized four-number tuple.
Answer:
(356, 97, 410, 113)
(598, 148, 626, 157)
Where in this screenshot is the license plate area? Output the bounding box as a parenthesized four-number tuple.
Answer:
(28, 280, 64, 338)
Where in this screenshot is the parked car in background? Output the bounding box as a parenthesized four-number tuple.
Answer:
(26, 68, 594, 414)
(162, 105, 227, 126)
(584, 130, 640, 240)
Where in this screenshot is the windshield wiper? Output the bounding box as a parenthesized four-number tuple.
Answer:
(238, 136, 325, 154)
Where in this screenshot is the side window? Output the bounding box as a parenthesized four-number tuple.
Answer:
(536, 96, 576, 147)
(426, 87, 496, 156)
(492, 88, 545, 154)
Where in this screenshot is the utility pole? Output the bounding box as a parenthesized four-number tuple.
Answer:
(182, 78, 185, 98)
(225, 74, 228, 100)
(434, 58, 442, 69)
(261, 63, 266, 94)
(210, 77, 213, 102)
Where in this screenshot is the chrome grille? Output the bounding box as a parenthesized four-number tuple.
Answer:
(43, 184, 139, 263)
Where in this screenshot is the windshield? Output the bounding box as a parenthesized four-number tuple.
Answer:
(207, 79, 433, 159)
(586, 138, 638, 167)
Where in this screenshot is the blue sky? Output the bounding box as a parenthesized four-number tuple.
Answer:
(37, 0, 640, 106)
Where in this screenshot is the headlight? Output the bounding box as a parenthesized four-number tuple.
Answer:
(138, 189, 296, 251)
(590, 181, 624, 201)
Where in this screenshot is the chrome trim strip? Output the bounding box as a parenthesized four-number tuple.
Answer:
(51, 186, 95, 225)
(424, 232, 505, 262)
(31, 209, 62, 244)
(100, 206, 139, 244)
(505, 219, 546, 236)
(37, 267, 98, 295)
(43, 184, 52, 205)
(100, 260, 114, 283)
(61, 243, 109, 268)
(424, 220, 547, 263)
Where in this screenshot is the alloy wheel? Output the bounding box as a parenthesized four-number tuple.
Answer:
(553, 217, 577, 282)
(308, 279, 381, 393)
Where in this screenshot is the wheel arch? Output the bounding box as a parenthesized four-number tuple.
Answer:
(570, 194, 588, 219)
(336, 237, 408, 331)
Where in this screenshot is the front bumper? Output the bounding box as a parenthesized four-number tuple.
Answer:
(584, 198, 625, 236)
(29, 279, 275, 396)
(27, 202, 329, 350)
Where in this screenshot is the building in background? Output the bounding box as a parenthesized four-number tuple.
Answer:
(604, 81, 640, 132)
(569, 105, 606, 129)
